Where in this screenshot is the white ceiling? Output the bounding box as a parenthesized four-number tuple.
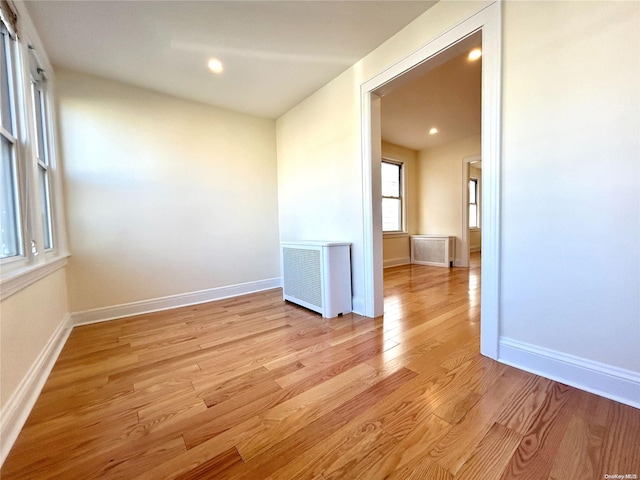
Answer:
(24, 0, 437, 119)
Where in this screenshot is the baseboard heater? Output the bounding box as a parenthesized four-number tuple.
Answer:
(281, 241, 352, 318)
(411, 235, 456, 267)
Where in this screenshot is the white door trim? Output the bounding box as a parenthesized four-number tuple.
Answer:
(360, 1, 502, 359)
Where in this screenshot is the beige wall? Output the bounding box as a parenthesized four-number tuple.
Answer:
(0, 269, 69, 407)
(382, 141, 418, 266)
(56, 70, 280, 312)
(417, 135, 481, 265)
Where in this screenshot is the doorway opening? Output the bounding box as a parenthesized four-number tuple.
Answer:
(361, 3, 501, 359)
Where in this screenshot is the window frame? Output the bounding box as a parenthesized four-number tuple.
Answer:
(29, 58, 55, 252)
(1, 20, 27, 265)
(381, 159, 405, 234)
(0, 4, 68, 300)
(469, 177, 480, 230)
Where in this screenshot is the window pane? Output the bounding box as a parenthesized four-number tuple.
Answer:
(469, 204, 478, 229)
(38, 165, 53, 249)
(382, 197, 401, 231)
(469, 179, 477, 204)
(1, 135, 20, 257)
(33, 86, 48, 163)
(1, 28, 13, 135)
(381, 162, 400, 197)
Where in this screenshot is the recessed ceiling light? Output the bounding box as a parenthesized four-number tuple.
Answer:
(429, 127, 438, 135)
(208, 58, 224, 74)
(468, 48, 482, 61)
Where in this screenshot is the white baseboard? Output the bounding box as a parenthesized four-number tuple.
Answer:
(71, 277, 282, 326)
(499, 337, 640, 409)
(383, 257, 411, 268)
(0, 314, 72, 466)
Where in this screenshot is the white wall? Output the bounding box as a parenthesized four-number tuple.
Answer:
(277, 73, 365, 309)
(382, 141, 418, 267)
(500, 0, 640, 373)
(56, 70, 280, 313)
(417, 135, 481, 265)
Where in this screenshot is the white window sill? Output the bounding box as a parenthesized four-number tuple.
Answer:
(383, 232, 409, 238)
(1, 254, 69, 301)
(470, 227, 482, 232)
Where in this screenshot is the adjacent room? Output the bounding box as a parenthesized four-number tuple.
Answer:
(380, 32, 482, 270)
(1, 1, 639, 478)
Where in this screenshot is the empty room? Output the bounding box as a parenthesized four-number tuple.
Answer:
(1, 1, 638, 478)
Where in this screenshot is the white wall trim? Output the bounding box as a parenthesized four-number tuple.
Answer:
(384, 257, 411, 268)
(477, 3, 502, 360)
(361, 93, 384, 318)
(0, 314, 72, 466)
(499, 337, 640, 409)
(71, 278, 282, 326)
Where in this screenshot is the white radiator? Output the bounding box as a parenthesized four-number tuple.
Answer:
(410, 235, 456, 267)
(281, 241, 352, 318)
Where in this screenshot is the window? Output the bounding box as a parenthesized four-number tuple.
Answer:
(1, 21, 21, 259)
(381, 160, 403, 232)
(31, 63, 53, 250)
(0, 3, 66, 291)
(469, 178, 479, 229)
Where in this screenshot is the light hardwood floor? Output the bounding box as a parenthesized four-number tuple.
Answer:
(3, 253, 639, 479)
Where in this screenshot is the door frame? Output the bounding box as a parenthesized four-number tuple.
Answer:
(360, 2, 502, 358)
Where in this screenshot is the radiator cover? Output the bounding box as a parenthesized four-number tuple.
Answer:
(410, 235, 456, 267)
(281, 242, 352, 318)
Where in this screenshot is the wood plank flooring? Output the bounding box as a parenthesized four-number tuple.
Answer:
(3, 253, 639, 479)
